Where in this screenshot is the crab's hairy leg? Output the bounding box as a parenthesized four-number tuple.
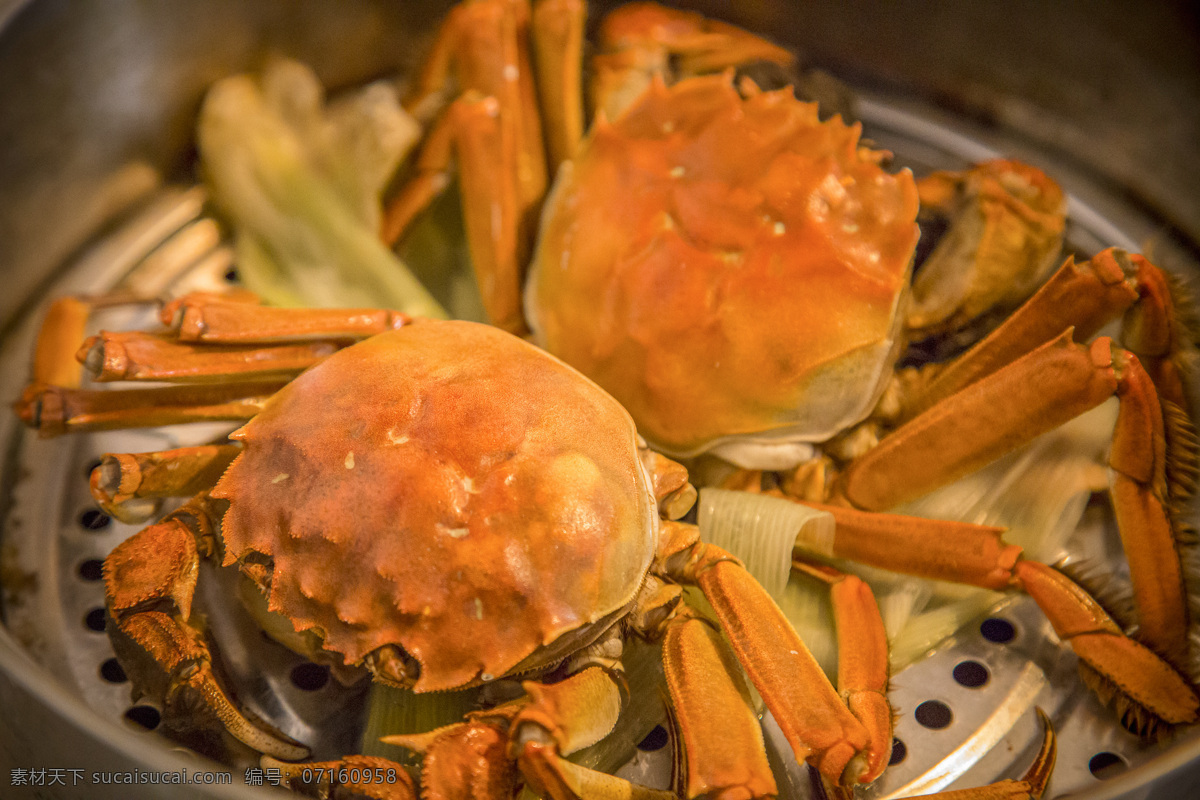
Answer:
(792, 560, 892, 785)
(105, 498, 308, 761)
(161, 293, 411, 343)
(1014, 562, 1199, 734)
(842, 332, 1191, 669)
(660, 612, 778, 799)
(908, 249, 1142, 418)
(263, 755, 417, 800)
(892, 708, 1055, 800)
(662, 527, 870, 787)
(774, 493, 1200, 733)
(1107, 346, 1191, 668)
(78, 330, 339, 383)
(1122, 251, 1191, 408)
(532, 0, 585, 168)
(15, 380, 285, 437)
(89, 444, 241, 523)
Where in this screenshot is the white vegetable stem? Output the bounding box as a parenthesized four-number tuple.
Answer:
(198, 60, 447, 318)
(697, 487, 834, 597)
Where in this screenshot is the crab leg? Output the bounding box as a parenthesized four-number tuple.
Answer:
(79, 331, 339, 383)
(104, 497, 308, 761)
(403, 0, 546, 211)
(660, 612, 779, 798)
(15, 381, 285, 437)
(841, 331, 1192, 670)
(31, 297, 92, 388)
(791, 560, 893, 784)
(841, 332, 1116, 511)
(161, 293, 411, 343)
(532, 0, 585, 167)
(781, 498, 1200, 732)
(384, 93, 528, 333)
(907, 249, 1176, 418)
(796, 503, 1021, 590)
(660, 526, 871, 787)
(385, 666, 672, 800)
(89, 444, 241, 523)
(385, 0, 548, 333)
(516, 647, 773, 800)
(1014, 561, 1199, 736)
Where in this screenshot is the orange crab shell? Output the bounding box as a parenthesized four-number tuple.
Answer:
(525, 74, 920, 457)
(213, 321, 658, 692)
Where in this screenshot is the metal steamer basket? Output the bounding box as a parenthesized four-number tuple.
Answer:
(2, 1, 1199, 798)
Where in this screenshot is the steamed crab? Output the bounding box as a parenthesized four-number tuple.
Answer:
(385, 0, 1200, 745)
(14, 293, 1085, 799)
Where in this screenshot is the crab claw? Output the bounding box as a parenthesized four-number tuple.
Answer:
(907, 159, 1067, 340)
(386, 720, 518, 799)
(591, 0, 795, 120)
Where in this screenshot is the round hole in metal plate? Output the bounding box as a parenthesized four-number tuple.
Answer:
(889, 738, 907, 765)
(78, 558, 104, 581)
(289, 662, 330, 691)
(124, 705, 161, 730)
(980, 617, 1016, 643)
(84, 607, 106, 632)
(100, 658, 127, 684)
(1089, 751, 1128, 780)
(914, 700, 953, 729)
(637, 725, 669, 751)
(78, 509, 112, 532)
(952, 660, 990, 688)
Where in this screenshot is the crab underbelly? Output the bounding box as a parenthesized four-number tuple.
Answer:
(214, 322, 659, 692)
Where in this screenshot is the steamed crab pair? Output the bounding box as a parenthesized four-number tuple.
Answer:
(12, 3, 1200, 800)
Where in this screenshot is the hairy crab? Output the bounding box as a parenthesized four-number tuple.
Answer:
(14, 293, 1081, 799)
(375, 0, 1200, 791)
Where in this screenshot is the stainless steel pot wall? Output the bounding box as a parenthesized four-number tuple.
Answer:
(1, 1, 1198, 798)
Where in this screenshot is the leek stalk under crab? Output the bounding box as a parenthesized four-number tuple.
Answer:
(360, 682, 478, 765)
(198, 59, 447, 318)
(697, 487, 834, 597)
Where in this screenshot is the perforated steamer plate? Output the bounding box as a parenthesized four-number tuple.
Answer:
(1, 92, 1198, 800)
